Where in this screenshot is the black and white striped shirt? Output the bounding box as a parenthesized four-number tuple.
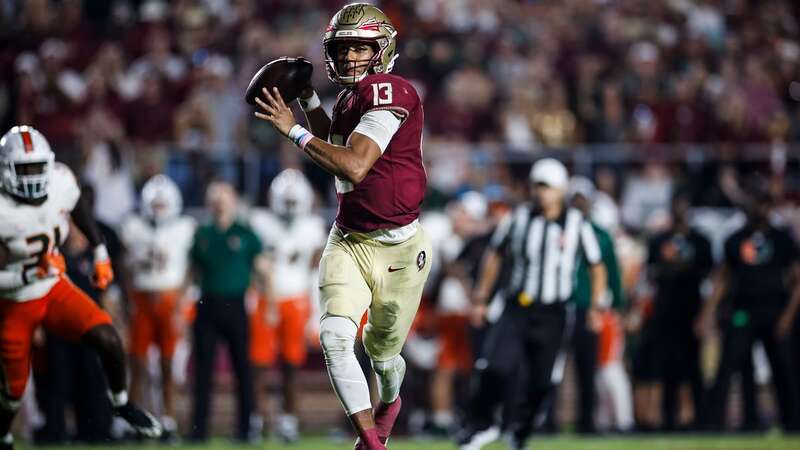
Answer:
(490, 204, 602, 304)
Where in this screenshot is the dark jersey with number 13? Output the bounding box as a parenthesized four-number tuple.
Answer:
(328, 72, 426, 234)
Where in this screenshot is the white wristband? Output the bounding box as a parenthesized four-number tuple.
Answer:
(298, 90, 321, 112)
(93, 244, 110, 262)
(287, 124, 314, 150)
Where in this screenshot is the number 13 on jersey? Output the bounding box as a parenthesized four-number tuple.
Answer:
(372, 83, 392, 106)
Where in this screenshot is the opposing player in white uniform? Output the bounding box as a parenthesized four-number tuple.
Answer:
(249, 168, 326, 442)
(0, 126, 161, 450)
(120, 174, 195, 438)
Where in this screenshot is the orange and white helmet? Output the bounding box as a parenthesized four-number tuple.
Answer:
(141, 174, 182, 223)
(0, 125, 55, 200)
(270, 168, 313, 217)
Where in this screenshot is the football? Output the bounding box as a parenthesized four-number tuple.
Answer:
(244, 56, 314, 106)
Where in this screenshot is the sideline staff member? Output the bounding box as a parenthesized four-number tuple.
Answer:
(189, 181, 264, 442)
(698, 181, 800, 431)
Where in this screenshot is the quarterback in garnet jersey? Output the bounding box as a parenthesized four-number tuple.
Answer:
(0, 126, 161, 449)
(254, 4, 432, 449)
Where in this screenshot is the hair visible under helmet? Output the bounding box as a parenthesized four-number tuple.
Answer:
(323, 3, 398, 87)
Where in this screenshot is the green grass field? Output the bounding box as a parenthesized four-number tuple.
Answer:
(17, 434, 800, 450)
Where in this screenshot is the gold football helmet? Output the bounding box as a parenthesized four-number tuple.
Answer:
(323, 3, 398, 86)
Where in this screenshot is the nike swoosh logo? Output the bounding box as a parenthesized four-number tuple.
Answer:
(388, 266, 406, 272)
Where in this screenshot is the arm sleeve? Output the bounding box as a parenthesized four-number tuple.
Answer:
(580, 221, 602, 265)
(351, 110, 402, 153)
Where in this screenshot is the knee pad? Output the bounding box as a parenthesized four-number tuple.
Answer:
(370, 354, 406, 378)
(319, 316, 357, 361)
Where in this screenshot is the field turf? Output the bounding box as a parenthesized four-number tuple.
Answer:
(17, 434, 800, 450)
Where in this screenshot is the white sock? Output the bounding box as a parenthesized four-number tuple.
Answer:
(1, 433, 12, 444)
(107, 390, 128, 408)
(319, 316, 372, 415)
(161, 415, 177, 432)
(433, 410, 454, 428)
(371, 354, 406, 404)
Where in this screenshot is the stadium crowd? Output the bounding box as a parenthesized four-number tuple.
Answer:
(1, 0, 800, 446)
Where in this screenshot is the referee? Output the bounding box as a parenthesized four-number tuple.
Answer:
(458, 159, 607, 450)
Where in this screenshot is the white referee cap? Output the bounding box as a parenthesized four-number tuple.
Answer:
(530, 158, 568, 190)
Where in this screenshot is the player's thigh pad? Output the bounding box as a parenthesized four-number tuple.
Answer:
(43, 277, 112, 341)
(363, 227, 432, 361)
(318, 233, 372, 326)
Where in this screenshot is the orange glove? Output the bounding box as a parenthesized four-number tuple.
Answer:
(37, 251, 66, 278)
(91, 245, 114, 290)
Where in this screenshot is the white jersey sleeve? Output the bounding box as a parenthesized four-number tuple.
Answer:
(51, 162, 81, 212)
(352, 110, 402, 153)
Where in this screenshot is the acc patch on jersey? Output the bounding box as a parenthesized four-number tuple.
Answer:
(416, 250, 426, 272)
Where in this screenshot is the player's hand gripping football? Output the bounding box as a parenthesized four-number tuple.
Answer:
(91, 245, 114, 290)
(254, 87, 296, 137)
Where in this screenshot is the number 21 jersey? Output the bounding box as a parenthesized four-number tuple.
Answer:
(0, 163, 80, 302)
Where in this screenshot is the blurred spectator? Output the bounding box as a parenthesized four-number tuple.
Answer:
(124, 71, 173, 145)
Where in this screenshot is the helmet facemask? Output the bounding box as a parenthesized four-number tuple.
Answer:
(2, 158, 53, 201)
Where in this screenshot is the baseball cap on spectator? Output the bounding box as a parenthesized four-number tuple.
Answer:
(530, 158, 568, 190)
(568, 176, 596, 200)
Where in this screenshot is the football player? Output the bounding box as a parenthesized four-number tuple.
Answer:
(254, 4, 432, 449)
(0, 126, 162, 450)
(120, 174, 195, 439)
(248, 168, 326, 443)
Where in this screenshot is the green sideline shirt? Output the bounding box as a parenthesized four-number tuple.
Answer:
(190, 221, 262, 298)
(572, 222, 624, 309)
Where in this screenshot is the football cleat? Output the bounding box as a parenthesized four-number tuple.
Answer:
(354, 397, 402, 449)
(114, 402, 163, 438)
(277, 414, 300, 444)
(456, 425, 500, 450)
